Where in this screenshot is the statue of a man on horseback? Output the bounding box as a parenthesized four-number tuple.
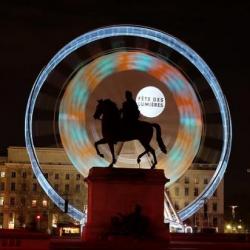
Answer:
(93, 91, 167, 169)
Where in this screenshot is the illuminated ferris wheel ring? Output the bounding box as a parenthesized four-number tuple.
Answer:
(25, 25, 232, 222)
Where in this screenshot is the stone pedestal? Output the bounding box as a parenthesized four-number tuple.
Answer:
(82, 167, 169, 241)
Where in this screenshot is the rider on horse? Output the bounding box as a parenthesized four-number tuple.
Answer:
(93, 92, 167, 168)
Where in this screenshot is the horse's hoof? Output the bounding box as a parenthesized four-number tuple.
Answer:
(151, 165, 156, 170)
(99, 154, 104, 158)
(137, 158, 141, 164)
(108, 164, 113, 168)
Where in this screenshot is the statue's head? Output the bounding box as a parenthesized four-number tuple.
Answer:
(93, 99, 103, 119)
(125, 90, 133, 100)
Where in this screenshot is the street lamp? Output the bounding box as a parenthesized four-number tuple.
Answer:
(36, 215, 41, 231)
(229, 205, 238, 220)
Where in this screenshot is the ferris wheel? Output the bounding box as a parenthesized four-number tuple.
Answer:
(25, 25, 232, 229)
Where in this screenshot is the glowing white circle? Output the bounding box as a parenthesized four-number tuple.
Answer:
(136, 86, 165, 118)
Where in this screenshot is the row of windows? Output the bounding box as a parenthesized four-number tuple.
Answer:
(3, 182, 220, 197)
(183, 176, 209, 185)
(42, 173, 81, 180)
(0, 182, 39, 192)
(0, 182, 82, 192)
(171, 187, 217, 197)
(191, 215, 219, 227)
(2, 172, 211, 185)
(0, 196, 83, 208)
(203, 202, 218, 213)
(174, 201, 218, 212)
(54, 184, 81, 193)
(0, 196, 48, 207)
(1, 182, 216, 197)
(1, 171, 82, 181)
(0, 172, 213, 186)
(40, 173, 81, 180)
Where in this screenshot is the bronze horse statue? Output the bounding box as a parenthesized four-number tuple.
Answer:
(93, 99, 167, 169)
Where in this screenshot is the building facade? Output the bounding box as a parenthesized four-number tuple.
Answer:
(0, 147, 87, 234)
(0, 147, 224, 233)
(168, 164, 224, 232)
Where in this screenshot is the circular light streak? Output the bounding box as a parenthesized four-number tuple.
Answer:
(25, 25, 232, 223)
(59, 51, 202, 184)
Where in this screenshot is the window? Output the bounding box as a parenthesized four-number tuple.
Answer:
(204, 203, 208, 218)
(0, 212, 3, 227)
(32, 183, 37, 192)
(194, 177, 199, 184)
(0, 172, 5, 178)
(10, 182, 16, 191)
(65, 174, 70, 180)
(184, 187, 189, 196)
(21, 183, 26, 191)
(22, 172, 27, 178)
(11, 172, 16, 178)
(184, 176, 189, 184)
(75, 184, 80, 192)
(195, 216, 200, 226)
(194, 187, 199, 196)
(213, 189, 217, 197)
(174, 187, 179, 196)
(213, 217, 218, 227)
(32, 200, 37, 207)
(0, 197, 4, 206)
(65, 184, 69, 192)
(54, 184, 59, 192)
(20, 197, 26, 206)
(76, 174, 81, 180)
(42, 200, 48, 207)
(204, 178, 208, 184)
(212, 202, 217, 212)
(10, 197, 15, 206)
(0, 182, 5, 191)
(55, 173, 59, 180)
(174, 202, 179, 210)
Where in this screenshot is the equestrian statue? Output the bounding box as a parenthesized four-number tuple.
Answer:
(93, 91, 167, 169)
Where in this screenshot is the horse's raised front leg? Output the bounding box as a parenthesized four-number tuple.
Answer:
(94, 138, 107, 158)
(108, 142, 116, 168)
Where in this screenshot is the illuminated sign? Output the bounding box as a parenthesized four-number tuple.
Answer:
(136, 86, 165, 118)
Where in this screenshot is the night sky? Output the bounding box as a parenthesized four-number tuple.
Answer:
(1, 1, 250, 222)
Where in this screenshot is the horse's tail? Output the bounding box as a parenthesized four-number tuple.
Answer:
(152, 123, 167, 154)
